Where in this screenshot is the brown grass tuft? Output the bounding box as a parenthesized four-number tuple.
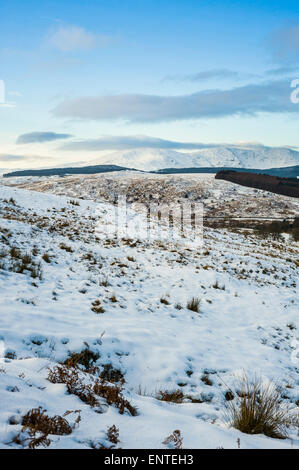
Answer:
(160, 296, 170, 305)
(186, 297, 201, 313)
(201, 374, 213, 386)
(156, 389, 184, 403)
(42, 253, 51, 263)
(226, 374, 293, 439)
(91, 299, 105, 314)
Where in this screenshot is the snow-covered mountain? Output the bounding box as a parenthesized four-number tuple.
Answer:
(88, 148, 196, 171)
(87, 145, 299, 171)
(192, 145, 299, 169)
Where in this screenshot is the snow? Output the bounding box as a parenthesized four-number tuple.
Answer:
(0, 182, 298, 449)
(87, 145, 299, 171)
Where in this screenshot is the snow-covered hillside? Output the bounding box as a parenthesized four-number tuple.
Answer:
(88, 145, 299, 171)
(0, 182, 298, 449)
(89, 148, 197, 171)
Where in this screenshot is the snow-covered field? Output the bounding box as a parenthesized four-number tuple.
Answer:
(0, 177, 298, 449)
(4, 172, 299, 221)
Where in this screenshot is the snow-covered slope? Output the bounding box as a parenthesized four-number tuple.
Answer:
(88, 148, 196, 171)
(87, 145, 299, 171)
(0, 183, 298, 449)
(192, 145, 299, 169)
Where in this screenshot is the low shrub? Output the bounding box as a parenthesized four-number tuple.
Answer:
(48, 364, 137, 416)
(13, 407, 72, 448)
(107, 425, 120, 445)
(64, 347, 100, 371)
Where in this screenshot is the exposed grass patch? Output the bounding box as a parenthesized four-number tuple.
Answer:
(59, 243, 74, 253)
(42, 253, 51, 263)
(64, 347, 100, 371)
(91, 299, 105, 314)
(100, 363, 125, 384)
(226, 374, 293, 439)
(0, 246, 43, 279)
(99, 276, 109, 287)
(69, 199, 80, 206)
(201, 374, 213, 386)
(186, 297, 201, 313)
(160, 296, 170, 305)
(156, 389, 184, 403)
(212, 280, 225, 290)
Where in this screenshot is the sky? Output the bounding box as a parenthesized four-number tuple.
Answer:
(0, 0, 299, 169)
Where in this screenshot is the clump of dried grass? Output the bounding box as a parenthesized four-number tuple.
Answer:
(226, 374, 294, 439)
(156, 389, 184, 403)
(186, 297, 201, 313)
(91, 299, 105, 314)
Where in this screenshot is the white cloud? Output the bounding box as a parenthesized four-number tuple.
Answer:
(0, 154, 25, 162)
(0, 154, 54, 164)
(48, 25, 112, 52)
(60, 135, 265, 152)
(52, 80, 298, 123)
(163, 69, 253, 82)
(60, 135, 208, 151)
(17, 131, 72, 144)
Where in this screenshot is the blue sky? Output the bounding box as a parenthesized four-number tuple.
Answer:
(0, 0, 299, 168)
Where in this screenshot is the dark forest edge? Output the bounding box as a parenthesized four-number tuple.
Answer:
(215, 170, 299, 199)
(2, 164, 299, 179)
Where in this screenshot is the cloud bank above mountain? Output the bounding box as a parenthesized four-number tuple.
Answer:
(60, 135, 225, 151)
(52, 80, 298, 123)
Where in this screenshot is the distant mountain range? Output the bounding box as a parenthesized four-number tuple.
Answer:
(2, 144, 299, 179)
(2, 144, 299, 177)
(86, 145, 299, 171)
